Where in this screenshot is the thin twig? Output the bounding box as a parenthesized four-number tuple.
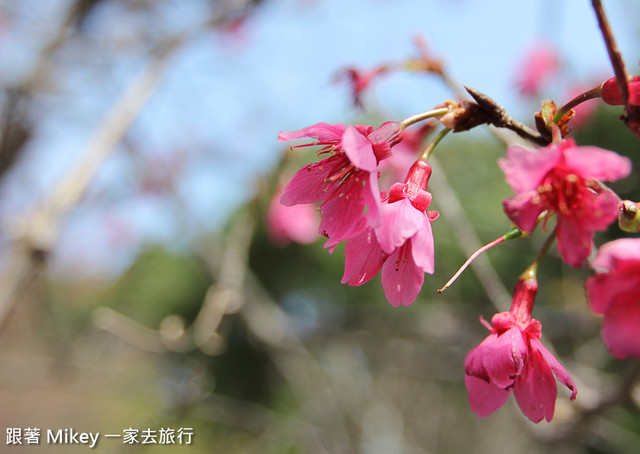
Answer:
(0, 46, 174, 332)
(465, 86, 550, 146)
(591, 0, 640, 137)
(428, 156, 512, 310)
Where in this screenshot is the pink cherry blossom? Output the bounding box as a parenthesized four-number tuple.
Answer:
(266, 188, 319, 247)
(465, 277, 577, 423)
(586, 238, 640, 359)
(341, 160, 438, 306)
(279, 121, 402, 249)
(499, 138, 631, 267)
(513, 41, 560, 97)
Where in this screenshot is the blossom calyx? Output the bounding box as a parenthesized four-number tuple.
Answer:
(368, 121, 403, 161)
(436, 100, 491, 132)
(388, 160, 433, 212)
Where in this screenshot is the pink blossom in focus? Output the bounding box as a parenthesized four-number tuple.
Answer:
(279, 121, 402, 249)
(266, 189, 319, 247)
(586, 238, 640, 359)
(465, 277, 577, 423)
(499, 139, 631, 267)
(341, 160, 438, 306)
(513, 41, 560, 96)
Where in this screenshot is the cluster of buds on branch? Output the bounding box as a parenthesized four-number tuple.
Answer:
(271, 1, 640, 423)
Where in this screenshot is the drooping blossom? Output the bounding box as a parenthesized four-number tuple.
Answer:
(266, 188, 319, 247)
(279, 121, 402, 249)
(513, 41, 560, 96)
(499, 138, 631, 267)
(341, 160, 438, 306)
(465, 274, 577, 423)
(586, 238, 640, 359)
(334, 66, 389, 109)
(404, 35, 443, 75)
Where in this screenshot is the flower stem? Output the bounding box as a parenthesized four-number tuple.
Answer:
(553, 86, 603, 123)
(399, 107, 450, 129)
(550, 123, 563, 144)
(421, 127, 451, 161)
(437, 226, 522, 294)
(530, 226, 557, 269)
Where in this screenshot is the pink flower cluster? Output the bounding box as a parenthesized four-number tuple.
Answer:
(279, 122, 438, 306)
(276, 79, 638, 424)
(342, 160, 438, 306)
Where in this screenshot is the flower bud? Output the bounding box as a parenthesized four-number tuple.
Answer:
(618, 200, 640, 232)
(601, 76, 640, 106)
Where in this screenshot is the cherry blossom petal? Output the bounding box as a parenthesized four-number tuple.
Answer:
(499, 146, 560, 194)
(267, 192, 319, 246)
(280, 156, 343, 206)
(342, 125, 377, 172)
(341, 228, 387, 286)
(482, 327, 527, 389)
(502, 191, 544, 233)
(375, 198, 423, 254)
(465, 334, 496, 381)
(556, 217, 592, 268)
(601, 302, 640, 359)
(532, 338, 577, 400)
(563, 145, 631, 182)
(630, 79, 640, 105)
(586, 188, 622, 231)
(410, 215, 435, 274)
(586, 273, 619, 314)
(465, 375, 510, 418)
(278, 122, 345, 142)
(590, 238, 640, 271)
(381, 245, 424, 306)
(363, 170, 383, 228)
(513, 348, 557, 423)
(320, 190, 367, 249)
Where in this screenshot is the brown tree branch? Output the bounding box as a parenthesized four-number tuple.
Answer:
(0, 46, 174, 333)
(591, 0, 629, 104)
